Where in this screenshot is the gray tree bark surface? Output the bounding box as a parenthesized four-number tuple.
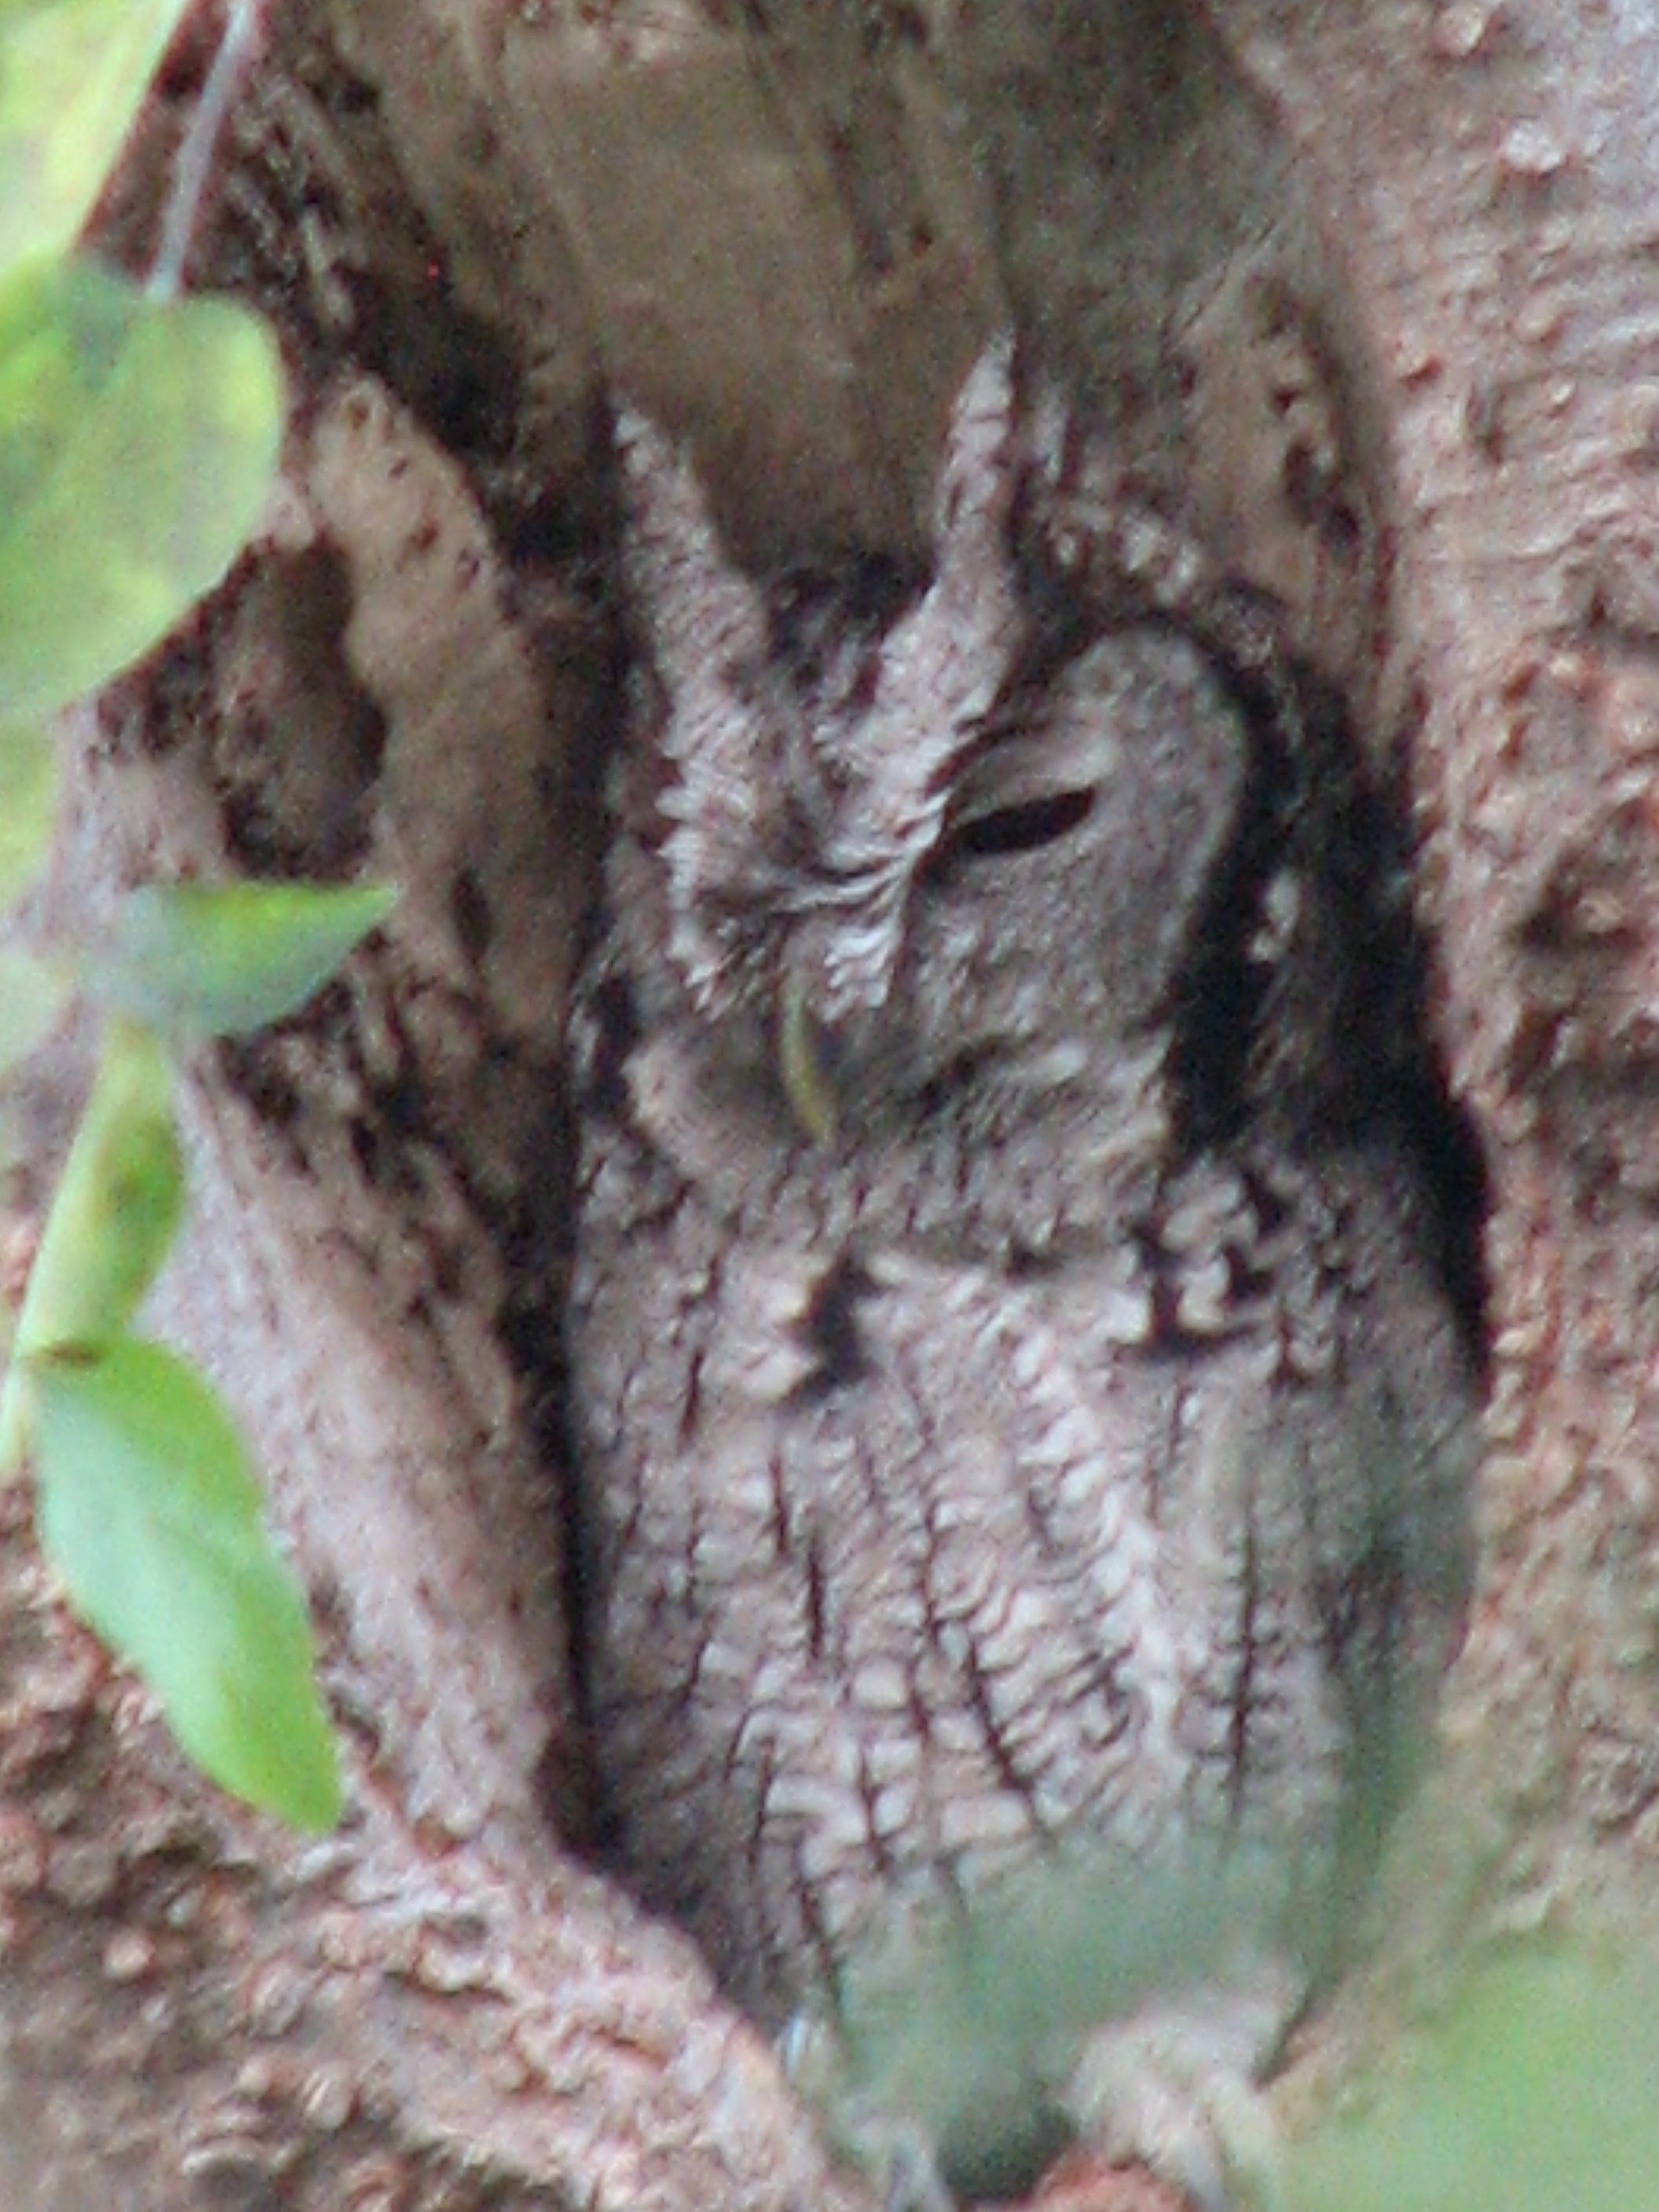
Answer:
(5, 1, 1659, 2205)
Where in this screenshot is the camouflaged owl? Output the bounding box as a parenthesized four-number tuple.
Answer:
(566, 338, 1478, 2210)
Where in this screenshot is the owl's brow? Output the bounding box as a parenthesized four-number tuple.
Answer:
(923, 699, 1038, 794)
(764, 771, 906, 902)
(921, 612, 1101, 789)
(780, 851, 916, 926)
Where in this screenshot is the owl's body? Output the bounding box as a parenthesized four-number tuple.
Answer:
(566, 342, 1477, 2206)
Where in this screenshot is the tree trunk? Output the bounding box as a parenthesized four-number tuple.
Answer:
(5, 0, 1659, 2203)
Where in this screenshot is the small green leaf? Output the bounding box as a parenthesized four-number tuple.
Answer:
(93, 880, 397, 1035)
(1287, 1942, 1659, 2212)
(31, 1336, 343, 1829)
(0, 941, 67, 1073)
(0, 715, 57, 903)
(0, 1018, 180, 1467)
(0, 0, 189, 273)
(826, 1833, 1322, 2200)
(0, 255, 282, 719)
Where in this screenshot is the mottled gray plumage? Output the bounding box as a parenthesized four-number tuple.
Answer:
(566, 340, 1478, 2207)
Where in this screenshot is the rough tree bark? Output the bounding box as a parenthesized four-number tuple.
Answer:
(5, 0, 1659, 2205)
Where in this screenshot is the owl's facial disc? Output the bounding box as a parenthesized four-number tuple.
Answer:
(762, 713, 1129, 1139)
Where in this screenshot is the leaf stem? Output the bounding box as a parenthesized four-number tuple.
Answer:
(148, 0, 264, 302)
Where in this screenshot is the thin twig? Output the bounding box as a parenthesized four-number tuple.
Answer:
(147, 0, 263, 301)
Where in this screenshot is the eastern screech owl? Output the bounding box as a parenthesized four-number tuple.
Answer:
(566, 339, 1478, 2210)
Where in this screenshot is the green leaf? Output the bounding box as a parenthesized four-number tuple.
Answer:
(825, 1833, 1322, 2203)
(0, 0, 189, 273)
(0, 255, 282, 720)
(1287, 1943, 1659, 2212)
(0, 941, 67, 1073)
(0, 1018, 180, 1467)
(92, 879, 397, 1035)
(0, 714, 57, 903)
(31, 1336, 343, 1829)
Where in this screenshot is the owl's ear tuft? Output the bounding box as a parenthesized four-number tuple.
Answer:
(933, 334, 1017, 535)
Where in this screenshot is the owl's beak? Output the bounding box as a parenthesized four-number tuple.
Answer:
(778, 978, 840, 1145)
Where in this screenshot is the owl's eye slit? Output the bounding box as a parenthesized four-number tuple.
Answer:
(943, 786, 1096, 862)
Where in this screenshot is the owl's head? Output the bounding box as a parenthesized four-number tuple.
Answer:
(609, 343, 1254, 1144)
